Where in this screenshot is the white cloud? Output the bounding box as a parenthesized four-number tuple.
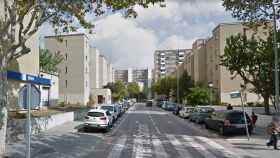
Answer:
(40, 0, 234, 69)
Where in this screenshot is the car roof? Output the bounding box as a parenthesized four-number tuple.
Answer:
(215, 110, 246, 114)
(88, 109, 107, 113)
(99, 104, 115, 107)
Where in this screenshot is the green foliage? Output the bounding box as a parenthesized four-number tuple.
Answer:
(178, 71, 194, 103)
(152, 76, 176, 98)
(186, 87, 210, 106)
(222, 0, 277, 24)
(152, 71, 193, 103)
(104, 81, 128, 102)
(40, 49, 64, 73)
(220, 31, 280, 114)
(127, 82, 140, 98)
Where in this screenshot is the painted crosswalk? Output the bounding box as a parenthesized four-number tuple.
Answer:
(106, 134, 255, 158)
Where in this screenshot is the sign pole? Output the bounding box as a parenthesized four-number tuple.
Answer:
(26, 83, 31, 158)
(240, 90, 250, 141)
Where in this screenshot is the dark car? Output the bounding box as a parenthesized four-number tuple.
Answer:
(204, 110, 252, 136)
(164, 102, 177, 111)
(173, 104, 182, 115)
(189, 106, 214, 124)
(146, 100, 153, 107)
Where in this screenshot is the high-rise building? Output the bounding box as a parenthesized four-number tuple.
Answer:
(154, 49, 192, 81)
(99, 55, 108, 88)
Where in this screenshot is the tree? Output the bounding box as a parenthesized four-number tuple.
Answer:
(40, 48, 64, 73)
(186, 87, 210, 106)
(178, 71, 194, 103)
(220, 32, 280, 114)
(152, 76, 176, 99)
(0, 0, 165, 154)
(104, 81, 128, 102)
(127, 82, 140, 98)
(222, 0, 278, 24)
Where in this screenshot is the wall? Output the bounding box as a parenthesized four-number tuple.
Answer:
(89, 47, 100, 89)
(45, 34, 88, 105)
(39, 72, 59, 106)
(7, 112, 74, 143)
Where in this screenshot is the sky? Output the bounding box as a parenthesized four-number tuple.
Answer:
(39, 0, 235, 69)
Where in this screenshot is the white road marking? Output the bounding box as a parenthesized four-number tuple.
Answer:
(147, 111, 161, 135)
(196, 136, 241, 158)
(182, 135, 218, 158)
(107, 135, 127, 158)
(166, 135, 191, 158)
(152, 136, 169, 158)
(132, 124, 152, 158)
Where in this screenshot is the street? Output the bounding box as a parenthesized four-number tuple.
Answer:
(6, 103, 257, 158)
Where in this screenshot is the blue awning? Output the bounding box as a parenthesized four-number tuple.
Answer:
(7, 70, 51, 86)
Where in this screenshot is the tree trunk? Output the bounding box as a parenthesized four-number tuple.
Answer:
(263, 95, 270, 115)
(0, 56, 8, 156)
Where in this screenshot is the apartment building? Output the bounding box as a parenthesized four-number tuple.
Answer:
(114, 69, 129, 83)
(107, 63, 113, 83)
(89, 47, 100, 89)
(154, 49, 192, 81)
(45, 34, 91, 105)
(99, 55, 108, 88)
(178, 22, 271, 105)
(45, 34, 114, 105)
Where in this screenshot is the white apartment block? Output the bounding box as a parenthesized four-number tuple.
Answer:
(107, 63, 113, 83)
(99, 55, 108, 88)
(154, 49, 192, 81)
(89, 47, 100, 89)
(45, 34, 91, 105)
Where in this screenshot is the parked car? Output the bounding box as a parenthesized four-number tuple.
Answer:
(204, 110, 253, 136)
(161, 101, 168, 109)
(146, 100, 153, 107)
(97, 104, 118, 122)
(189, 106, 215, 124)
(179, 107, 195, 119)
(164, 102, 177, 111)
(173, 104, 182, 115)
(84, 109, 113, 132)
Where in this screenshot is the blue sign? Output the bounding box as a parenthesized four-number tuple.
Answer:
(7, 70, 51, 86)
(18, 84, 41, 109)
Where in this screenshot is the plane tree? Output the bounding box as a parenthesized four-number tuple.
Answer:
(0, 0, 165, 155)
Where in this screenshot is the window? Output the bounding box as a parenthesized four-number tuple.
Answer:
(65, 80, 68, 88)
(65, 53, 68, 60)
(65, 40, 68, 48)
(86, 56, 88, 61)
(65, 66, 68, 73)
(86, 81, 88, 87)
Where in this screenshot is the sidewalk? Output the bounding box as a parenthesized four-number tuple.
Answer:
(225, 115, 280, 158)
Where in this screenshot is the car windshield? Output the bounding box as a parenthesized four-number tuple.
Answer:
(186, 108, 194, 112)
(198, 108, 214, 113)
(100, 106, 114, 112)
(228, 112, 250, 124)
(87, 112, 104, 117)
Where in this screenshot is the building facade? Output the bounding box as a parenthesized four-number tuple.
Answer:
(99, 55, 108, 88)
(45, 34, 91, 105)
(176, 22, 271, 105)
(154, 49, 192, 81)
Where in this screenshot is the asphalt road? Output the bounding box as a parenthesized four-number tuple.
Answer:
(6, 103, 258, 158)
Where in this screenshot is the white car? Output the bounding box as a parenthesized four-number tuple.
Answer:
(179, 107, 195, 119)
(84, 109, 113, 132)
(97, 104, 118, 122)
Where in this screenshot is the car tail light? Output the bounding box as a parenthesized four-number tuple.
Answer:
(100, 117, 107, 120)
(224, 119, 231, 126)
(85, 116, 89, 119)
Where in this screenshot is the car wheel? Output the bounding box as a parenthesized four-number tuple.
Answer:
(205, 123, 209, 129)
(219, 126, 225, 136)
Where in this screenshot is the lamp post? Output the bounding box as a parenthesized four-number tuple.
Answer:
(208, 82, 213, 106)
(272, 1, 280, 112)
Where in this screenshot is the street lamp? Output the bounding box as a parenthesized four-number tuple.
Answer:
(208, 82, 213, 106)
(272, 1, 280, 112)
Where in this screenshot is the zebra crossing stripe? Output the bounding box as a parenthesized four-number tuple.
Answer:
(196, 136, 241, 158)
(166, 135, 192, 158)
(152, 137, 169, 158)
(132, 136, 152, 158)
(107, 135, 127, 158)
(182, 135, 218, 158)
